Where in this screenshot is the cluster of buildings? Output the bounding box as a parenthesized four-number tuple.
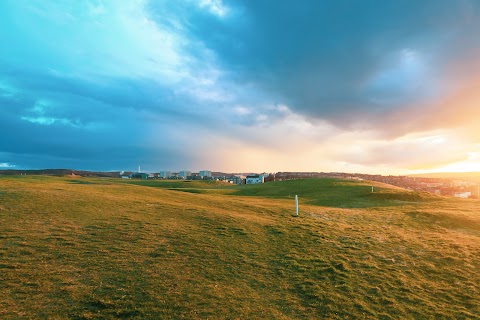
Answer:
(121, 169, 479, 198)
(157, 170, 210, 180)
(121, 170, 266, 184)
(122, 170, 211, 180)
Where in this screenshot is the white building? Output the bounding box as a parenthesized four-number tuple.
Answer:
(199, 170, 212, 178)
(179, 171, 191, 179)
(454, 192, 471, 199)
(159, 171, 172, 179)
(246, 174, 264, 184)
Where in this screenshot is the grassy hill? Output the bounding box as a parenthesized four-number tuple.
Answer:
(233, 179, 439, 208)
(0, 176, 479, 319)
(117, 178, 439, 208)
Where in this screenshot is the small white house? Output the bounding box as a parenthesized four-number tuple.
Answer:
(454, 192, 471, 199)
(246, 174, 264, 184)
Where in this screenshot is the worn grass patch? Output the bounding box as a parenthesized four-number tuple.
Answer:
(0, 176, 479, 319)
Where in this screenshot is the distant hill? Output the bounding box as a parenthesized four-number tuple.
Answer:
(0, 169, 121, 178)
(0, 169, 250, 178)
(409, 172, 480, 181)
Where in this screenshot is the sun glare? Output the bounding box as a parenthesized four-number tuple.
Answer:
(431, 161, 480, 173)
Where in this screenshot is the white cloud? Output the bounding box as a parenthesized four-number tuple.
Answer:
(233, 106, 252, 116)
(20, 116, 82, 128)
(198, 0, 229, 17)
(0, 80, 18, 98)
(0, 162, 15, 168)
(29, 99, 51, 114)
(10, 1, 189, 84)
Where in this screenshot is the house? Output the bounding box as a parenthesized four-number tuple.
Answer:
(129, 172, 149, 179)
(226, 175, 246, 185)
(179, 171, 191, 179)
(159, 171, 172, 179)
(246, 174, 264, 184)
(120, 171, 132, 179)
(188, 173, 202, 180)
(454, 192, 471, 199)
(199, 170, 212, 178)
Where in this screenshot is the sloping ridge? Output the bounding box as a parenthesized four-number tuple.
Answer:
(235, 178, 439, 208)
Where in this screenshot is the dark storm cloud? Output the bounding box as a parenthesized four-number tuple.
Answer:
(162, 0, 480, 125)
(2, 0, 480, 171)
(0, 67, 195, 170)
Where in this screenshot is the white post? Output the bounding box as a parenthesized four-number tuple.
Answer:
(372, 186, 374, 193)
(295, 195, 298, 216)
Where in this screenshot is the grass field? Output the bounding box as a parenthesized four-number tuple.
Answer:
(1, 176, 479, 319)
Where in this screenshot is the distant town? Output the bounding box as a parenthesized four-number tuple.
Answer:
(123, 169, 265, 185)
(272, 172, 480, 199)
(117, 169, 480, 199)
(1, 169, 479, 199)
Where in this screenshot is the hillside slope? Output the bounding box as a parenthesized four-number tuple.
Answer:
(233, 178, 439, 208)
(0, 176, 479, 319)
(118, 177, 440, 208)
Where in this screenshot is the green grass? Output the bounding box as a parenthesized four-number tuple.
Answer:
(233, 178, 439, 208)
(120, 177, 439, 208)
(0, 176, 479, 319)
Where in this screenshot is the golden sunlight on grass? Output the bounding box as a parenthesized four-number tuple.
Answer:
(0, 176, 479, 319)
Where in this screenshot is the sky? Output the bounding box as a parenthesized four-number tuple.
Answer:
(1, 0, 480, 174)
